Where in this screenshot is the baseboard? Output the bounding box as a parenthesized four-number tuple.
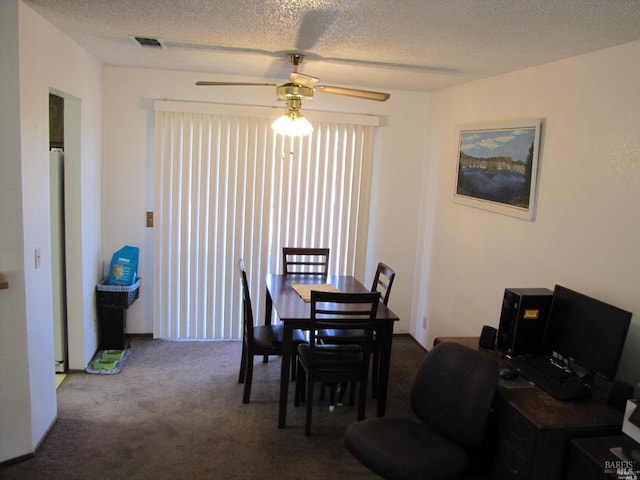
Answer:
(127, 333, 153, 339)
(0, 414, 58, 467)
(0, 451, 34, 467)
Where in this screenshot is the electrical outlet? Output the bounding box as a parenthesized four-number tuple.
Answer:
(146, 211, 154, 228)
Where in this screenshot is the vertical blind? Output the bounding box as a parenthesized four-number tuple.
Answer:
(153, 101, 379, 340)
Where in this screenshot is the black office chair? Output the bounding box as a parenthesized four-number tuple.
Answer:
(294, 290, 380, 435)
(237, 259, 306, 403)
(344, 341, 499, 480)
(282, 247, 330, 276)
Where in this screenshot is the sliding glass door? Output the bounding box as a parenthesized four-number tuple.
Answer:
(153, 101, 378, 339)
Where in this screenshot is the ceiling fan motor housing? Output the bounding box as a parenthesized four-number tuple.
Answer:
(276, 83, 314, 101)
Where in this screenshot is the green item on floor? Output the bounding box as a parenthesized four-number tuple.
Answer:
(93, 359, 118, 371)
(101, 350, 125, 361)
(86, 349, 130, 375)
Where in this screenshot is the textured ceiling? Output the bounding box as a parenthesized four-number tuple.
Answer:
(23, 0, 640, 93)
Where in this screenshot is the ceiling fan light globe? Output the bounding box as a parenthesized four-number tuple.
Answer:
(271, 115, 313, 137)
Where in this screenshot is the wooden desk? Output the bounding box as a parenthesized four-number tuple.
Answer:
(434, 337, 623, 480)
(566, 435, 635, 480)
(265, 274, 399, 429)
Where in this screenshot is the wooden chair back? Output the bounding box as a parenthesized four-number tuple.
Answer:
(238, 259, 254, 345)
(308, 291, 380, 361)
(282, 247, 330, 276)
(371, 262, 396, 306)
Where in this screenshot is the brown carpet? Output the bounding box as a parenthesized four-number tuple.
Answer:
(0, 335, 426, 480)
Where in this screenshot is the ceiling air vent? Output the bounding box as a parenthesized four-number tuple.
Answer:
(133, 36, 163, 48)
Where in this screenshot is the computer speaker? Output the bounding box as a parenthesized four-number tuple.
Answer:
(608, 381, 634, 412)
(479, 325, 497, 350)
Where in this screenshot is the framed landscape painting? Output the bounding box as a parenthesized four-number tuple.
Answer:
(453, 119, 541, 220)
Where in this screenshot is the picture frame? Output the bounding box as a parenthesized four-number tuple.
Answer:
(453, 118, 541, 220)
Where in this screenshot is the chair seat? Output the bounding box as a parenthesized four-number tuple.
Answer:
(298, 343, 364, 369)
(252, 325, 282, 348)
(345, 417, 470, 480)
(253, 324, 306, 348)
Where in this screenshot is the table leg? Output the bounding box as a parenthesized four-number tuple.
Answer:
(278, 322, 293, 428)
(263, 287, 273, 363)
(264, 288, 273, 326)
(375, 323, 394, 417)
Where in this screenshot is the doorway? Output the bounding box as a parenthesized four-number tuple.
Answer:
(49, 93, 68, 377)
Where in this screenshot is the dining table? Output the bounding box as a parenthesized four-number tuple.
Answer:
(264, 273, 400, 429)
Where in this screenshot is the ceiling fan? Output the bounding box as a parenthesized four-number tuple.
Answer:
(195, 53, 391, 102)
(195, 54, 390, 136)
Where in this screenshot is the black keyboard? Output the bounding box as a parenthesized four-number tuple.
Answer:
(509, 354, 593, 400)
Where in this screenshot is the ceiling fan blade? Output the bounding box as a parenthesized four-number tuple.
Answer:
(289, 72, 319, 88)
(195, 81, 277, 87)
(315, 85, 391, 102)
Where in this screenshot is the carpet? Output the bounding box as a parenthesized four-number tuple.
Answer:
(1, 335, 427, 480)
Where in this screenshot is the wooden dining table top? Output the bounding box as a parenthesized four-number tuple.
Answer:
(264, 273, 399, 323)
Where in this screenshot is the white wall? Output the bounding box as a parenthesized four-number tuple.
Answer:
(0, 1, 103, 462)
(19, 0, 104, 370)
(0, 0, 31, 463)
(102, 67, 427, 335)
(414, 40, 640, 384)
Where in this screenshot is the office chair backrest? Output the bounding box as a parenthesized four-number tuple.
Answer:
(411, 342, 498, 448)
(371, 262, 395, 305)
(282, 247, 330, 276)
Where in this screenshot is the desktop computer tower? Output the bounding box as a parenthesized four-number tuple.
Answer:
(497, 287, 553, 357)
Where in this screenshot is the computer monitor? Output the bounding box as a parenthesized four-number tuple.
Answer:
(543, 285, 632, 381)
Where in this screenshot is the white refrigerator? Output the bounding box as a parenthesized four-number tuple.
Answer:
(50, 149, 68, 373)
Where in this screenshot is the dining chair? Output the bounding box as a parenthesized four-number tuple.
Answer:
(282, 247, 330, 276)
(319, 262, 396, 401)
(294, 290, 380, 435)
(345, 341, 499, 480)
(237, 259, 306, 403)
